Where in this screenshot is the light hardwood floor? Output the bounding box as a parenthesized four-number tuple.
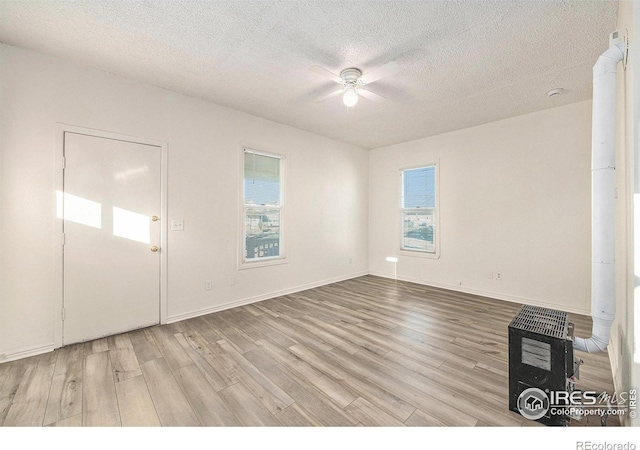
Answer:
(0, 275, 619, 427)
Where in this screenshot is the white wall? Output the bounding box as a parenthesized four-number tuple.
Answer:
(0, 43, 369, 360)
(611, 0, 638, 426)
(369, 101, 593, 314)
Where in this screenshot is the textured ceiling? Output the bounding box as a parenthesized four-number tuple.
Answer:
(0, 0, 618, 149)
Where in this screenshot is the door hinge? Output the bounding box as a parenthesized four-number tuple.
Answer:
(61, 308, 65, 321)
(62, 156, 66, 169)
(61, 233, 65, 246)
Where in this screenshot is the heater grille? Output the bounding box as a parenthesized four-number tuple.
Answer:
(509, 305, 568, 339)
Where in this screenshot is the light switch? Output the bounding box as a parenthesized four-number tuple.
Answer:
(171, 219, 184, 231)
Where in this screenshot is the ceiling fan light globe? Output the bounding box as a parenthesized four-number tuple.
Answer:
(343, 88, 358, 107)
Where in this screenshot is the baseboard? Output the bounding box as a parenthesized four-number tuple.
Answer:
(368, 271, 591, 316)
(167, 270, 369, 324)
(0, 344, 55, 364)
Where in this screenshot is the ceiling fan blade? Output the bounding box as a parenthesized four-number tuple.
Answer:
(360, 61, 399, 85)
(359, 88, 386, 102)
(315, 87, 344, 103)
(309, 65, 343, 84)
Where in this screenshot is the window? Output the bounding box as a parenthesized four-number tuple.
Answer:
(242, 149, 284, 264)
(401, 165, 437, 254)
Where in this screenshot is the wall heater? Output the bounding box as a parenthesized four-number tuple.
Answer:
(508, 305, 576, 426)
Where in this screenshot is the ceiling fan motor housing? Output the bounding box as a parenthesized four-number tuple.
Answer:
(340, 68, 363, 86)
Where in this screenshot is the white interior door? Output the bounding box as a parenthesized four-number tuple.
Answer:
(62, 132, 161, 344)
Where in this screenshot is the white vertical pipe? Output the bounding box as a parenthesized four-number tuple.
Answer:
(574, 41, 625, 353)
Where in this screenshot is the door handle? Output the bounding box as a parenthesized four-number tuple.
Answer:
(150, 246, 159, 253)
(152, 215, 159, 222)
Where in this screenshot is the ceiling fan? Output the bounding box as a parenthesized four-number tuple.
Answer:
(309, 61, 399, 107)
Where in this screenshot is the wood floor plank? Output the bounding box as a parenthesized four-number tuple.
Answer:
(292, 317, 361, 355)
(182, 330, 241, 388)
(201, 314, 257, 354)
(316, 298, 383, 324)
(303, 316, 390, 356)
(218, 382, 281, 426)
(259, 297, 307, 319)
(0, 362, 29, 426)
(354, 320, 451, 368)
(47, 414, 83, 427)
(437, 359, 506, 398)
(243, 348, 356, 426)
(254, 303, 280, 317)
(287, 343, 416, 422)
(256, 339, 358, 409)
(341, 320, 452, 369)
(174, 332, 227, 392)
(31, 350, 58, 368)
(84, 338, 109, 355)
(108, 334, 142, 382)
(241, 304, 264, 317)
(326, 347, 478, 426)
(275, 403, 323, 426)
(128, 329, 163, 364)
(289, 295, 365, 325)
(82, 351, 120, 426)
(148, 326, 193, 372)
(173, 365, 240, 426)
(140, 358, 200, 426)
(237, 312, 298, 349)
(115, 375, 161, 427)
(254, 314, 334, 354)
(3, 362, 55, 426)
(345, 397, 405, 427)
(275, 296, 348, 325)
(404, 408, 450, 427)
(349, 345, 520, 426)
(183, 316, 223, 341)
(43, 343, 84, 426)
(216, 339, 294, 414)
(215, 310, 268, 343)
(0, 360, 12, 385)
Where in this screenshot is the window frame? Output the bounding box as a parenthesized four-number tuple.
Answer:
(239, 147, 287, 269)
(399, 162, 440, 259)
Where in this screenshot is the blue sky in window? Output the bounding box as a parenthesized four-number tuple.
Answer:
(245, 180, 280, 206)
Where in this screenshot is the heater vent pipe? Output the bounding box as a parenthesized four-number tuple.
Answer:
(574, 36, 625, 353)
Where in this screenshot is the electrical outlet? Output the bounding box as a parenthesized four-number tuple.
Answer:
(205, 280, 212, 290)
(496, 272, 502, 280)
(229, 277, 235, 286)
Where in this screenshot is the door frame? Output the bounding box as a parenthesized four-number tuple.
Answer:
(54, 123, 168, 348)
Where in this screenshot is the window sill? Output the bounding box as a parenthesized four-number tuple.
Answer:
(238, 257, 289, 270)
(398, 249, 440, 260)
